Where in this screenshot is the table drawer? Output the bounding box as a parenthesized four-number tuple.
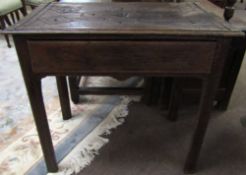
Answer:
(27, 40, 217, 75)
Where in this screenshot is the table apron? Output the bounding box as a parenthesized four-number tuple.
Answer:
(27, 40, 218, 75)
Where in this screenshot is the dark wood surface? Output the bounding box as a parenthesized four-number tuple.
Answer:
(56, 76, 72, 120)
(28, 40, 216, 74)
(171, 0, 246, 110)
(5, 2, 240, 35)
(65, 1, 246, 110)
(7, 1, 244, 173)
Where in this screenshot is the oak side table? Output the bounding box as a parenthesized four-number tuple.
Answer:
(4, 2, 244, 173)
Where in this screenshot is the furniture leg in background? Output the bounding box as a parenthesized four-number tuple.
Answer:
(56, 76, 72, 120)
(167, 78, 183, 121)
(0, 0, 27, 48)
(68, 76, 80, 104)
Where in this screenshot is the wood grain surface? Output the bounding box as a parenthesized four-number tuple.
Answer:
(28, 40, 216, 74)
(5, 2, 240, 35)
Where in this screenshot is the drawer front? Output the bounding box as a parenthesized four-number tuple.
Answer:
(27, 40, 217, 75)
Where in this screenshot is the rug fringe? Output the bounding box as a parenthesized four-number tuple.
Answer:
(48, 96, 140, 175)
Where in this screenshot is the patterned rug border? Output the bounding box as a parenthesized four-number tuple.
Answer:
(26, 78, 141, 175)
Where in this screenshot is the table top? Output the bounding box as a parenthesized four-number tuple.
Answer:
(196, 0, 246, 32)
(5, 2, 242, 36)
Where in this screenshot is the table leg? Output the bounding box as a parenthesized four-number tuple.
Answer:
(216, 38, 246, 110)
(184, 77, 217, 173)
(68, 76, 80, 104)
(167, 78, 182, 121)
(151, 77, 162, 105)
(13, 36, 58, 172)
(26, 77, 58, 172)
(142, 77, 154, 105)
(56, 76, 72, 120)
(160, 77, 173, 110)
